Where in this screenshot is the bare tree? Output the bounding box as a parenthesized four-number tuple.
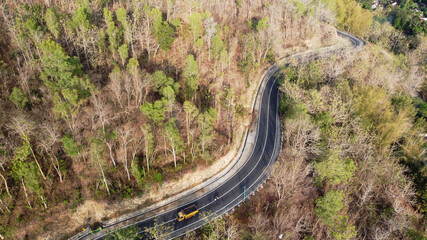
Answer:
(271, 151, 311, 208)
(204, 17, 216, 60)
(38, 123, 63, 182)
(109, 67, 124, 108)
(283, 115, 321, 157)
(117, 126, 133, 181)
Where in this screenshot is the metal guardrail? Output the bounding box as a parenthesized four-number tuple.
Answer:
(69, 29, 365, 240)
(68, 228, 91, 240)
(169, 29, 366, 239)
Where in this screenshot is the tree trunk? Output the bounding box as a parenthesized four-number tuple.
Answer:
(171, 144, 177, 168)
(123, 143, 131, 180)
(164, 135, 167, 155)
(40, 195, 47, 209)
(28, 145, 46, 180)
(145, 142, 150, 172)
(0, 198, 10, 213)
(191, 132, 195, 162)
(21, 178, 32, 208)
(186, 113, 190, 145)
(105, 142, 116, 167)
(0, 173, 11, 198)
(201, 139, 205, 154)
(52, 154, 63, 182)
(98, 162, 110, 195)
(124, 157, 130, 181)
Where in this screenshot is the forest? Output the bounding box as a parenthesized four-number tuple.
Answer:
(0, 0, 344, 239)
(0, 0, 425, 239)
(174, 0, 427, 239)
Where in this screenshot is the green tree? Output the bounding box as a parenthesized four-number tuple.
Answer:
(104, 8, 121, 57)
(90, 138, 110, 195)
(39, 39, 82, 83)
(70, 1, 93, 60)
(354, 86, 413, 148)
(17, 162, 45, 207)
(183, 54, 199, 100)
(39, 39, 94, 132)
(315, 190, 346, 227)
(118, 43, 129, 65)
(315, 152, 356, 185)
(255, 17, 269, 31)
(71, 4, 92, 34)
(140, 100, 166, 126)
(163, 118, 184, 167)
(162, 86, 176, 115)
(211, 34, 224, 60)
(116, 7, 135, 56)
(9, 87, 28, 109)
(198, 108, 217, 154)
(131, 158, 145, 187)
(152, 70, 179, 96)
(44, 7, 60, 39)
(61, 133, 80, 161)
(127, 57, 139, 76)
(23, 17, 44, 56)
(335, 0, 373, 36)
(183, 101, 199, 146)
(96, 28, 107, 53)
(12, 139, 45, 208)
(188, 11, 210, 42)
(188, 12, 204, 42)
(331, 216, 357, 240)
(154, 21, 175, 50)
(141, 124, 154, 171)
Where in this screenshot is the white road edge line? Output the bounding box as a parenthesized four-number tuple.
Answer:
(165, 77, 281, 239)
(134, 75, 278, 235)
(91, 75, 277, 240)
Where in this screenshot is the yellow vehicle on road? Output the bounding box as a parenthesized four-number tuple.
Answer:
(177, 205, 198, 222)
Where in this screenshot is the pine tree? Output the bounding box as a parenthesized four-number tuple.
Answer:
(183, 54, 199, 100)
(131, 158, 144, 187)
(198, 108, 217, 154)
(211, 34, 224, 60)
(61, 133, 80, 161)
(44, 7, 60, 39)
(140, 99, 166, 126)
(152, 71, 179, 96)
(104, 8, 121, 57)
(183, 101, 199, 146)
(154, 21, 175, 50)
(116, 7, 134, 56)
(39, 39, 94, 132)
(118, 43, 129, 65)
(163, 118, 184, 167)
(188, 11, 210, 42)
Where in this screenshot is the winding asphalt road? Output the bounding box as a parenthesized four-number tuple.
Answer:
(75, 30, 364, 240)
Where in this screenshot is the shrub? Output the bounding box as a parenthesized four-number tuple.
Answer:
(9, 87, 28, 109)
(154, 172, 163, 184)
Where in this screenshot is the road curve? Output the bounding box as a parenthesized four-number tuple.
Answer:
(73, 30, 364, 240)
